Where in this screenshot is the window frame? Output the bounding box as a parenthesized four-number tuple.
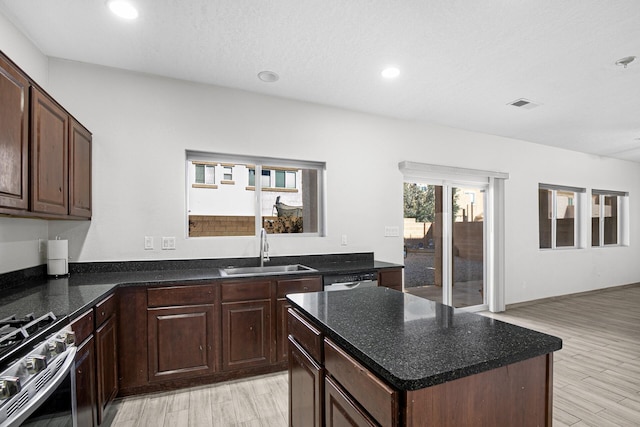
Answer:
(591, 189, 628, 247)
(186, 151, 326, 238)
(538, 183, 586, 250)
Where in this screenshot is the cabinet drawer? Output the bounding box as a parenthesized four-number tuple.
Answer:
(288, 309, 322, 363)
(71, 309, 94, 344)
(276, 276, 322, 298)
(95, 293, 116, 327)
(221, 280, 271, 302)
(324, 339, 398, 427)
(147, 285, 215, 307)
(325, 375, 377, 427)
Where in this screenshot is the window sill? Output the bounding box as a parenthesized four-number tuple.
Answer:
(192, 184, 218, 189)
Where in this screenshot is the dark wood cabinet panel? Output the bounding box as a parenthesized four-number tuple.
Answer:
(96, 314, 118, 425)
(289, 336, 323, 427)
(378, 268, 403, 291)
(30, 87, 68, 215)
(0, 53, 29, 211)
(117, 287, 148, 392)
(276, 299, 291, 362)
(69, 118, 92, 217)
(324, 338, 398, 427)
(325, 376, 376, 427)
(75, 336, 97, 427)
(276, 276, 322, 363)
(148, 305, 216, 382)
(221, 299, 272, 370)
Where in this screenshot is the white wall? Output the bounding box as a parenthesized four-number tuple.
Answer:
(44, 59, 640, 305)
(1, 11, 639, 304)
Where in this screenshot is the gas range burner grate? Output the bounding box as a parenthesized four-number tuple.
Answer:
(0, 312, 58, 358)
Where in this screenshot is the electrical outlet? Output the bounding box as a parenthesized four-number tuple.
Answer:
(341, 235, 348, 246)
(38, 239, 45, 253)
(161, 237, 176, 250)
(144, 236, 154, 250)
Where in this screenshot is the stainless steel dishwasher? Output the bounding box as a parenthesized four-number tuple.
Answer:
(322, 271, 378, 291)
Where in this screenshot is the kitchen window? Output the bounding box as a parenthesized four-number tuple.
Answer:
(591, 189, 628, 247)
(187, 151, 325, 237)
(539, 184, 585, 249)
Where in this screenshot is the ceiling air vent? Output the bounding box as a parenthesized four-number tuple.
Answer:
(508, 98, 540, 109)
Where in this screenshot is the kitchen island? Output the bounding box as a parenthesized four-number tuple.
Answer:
(286, 287, 562, 426)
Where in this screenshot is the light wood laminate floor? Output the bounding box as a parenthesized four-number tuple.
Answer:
(108, 285, 640, 426)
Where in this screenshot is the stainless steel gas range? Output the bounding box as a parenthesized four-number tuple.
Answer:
(0, 312, 77, 427)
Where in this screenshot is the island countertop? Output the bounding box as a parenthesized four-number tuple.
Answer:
(286, 287, 562, 391)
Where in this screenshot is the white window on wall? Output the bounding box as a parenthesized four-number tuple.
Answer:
(221, 165, 234, 184)
(592, 190, 628, 247)
(539, 184, 585, 249)
(193, 162, 216, 188)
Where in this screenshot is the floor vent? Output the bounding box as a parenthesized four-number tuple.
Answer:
(508, 98, 540, 109)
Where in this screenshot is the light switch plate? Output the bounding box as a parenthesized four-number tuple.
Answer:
(341, 235, 348, 246)
(144, 236, 154, 250)
(161, 237, 176, 250)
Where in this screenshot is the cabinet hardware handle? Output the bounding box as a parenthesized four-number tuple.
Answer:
(78, 369, 82, 374)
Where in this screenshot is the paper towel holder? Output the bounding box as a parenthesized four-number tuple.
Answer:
(47, 237, 70, 278)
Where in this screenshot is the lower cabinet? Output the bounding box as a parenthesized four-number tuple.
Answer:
(276, 276, 322, 362)
(71, 294, 117, 427)
(221, 299, 272, 370)
(325, 376, 376, 427)
(115, 275, 321, 394)
(148, 304, 216, 381)
(378, 268, 403, 291)
(96, 313, 118, 425)
(288, 336, 323, 427)
(75, 334, 97, 427)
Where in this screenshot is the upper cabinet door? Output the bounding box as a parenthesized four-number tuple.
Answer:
(0, 54, 29, 210)
(69, 118, 92, 217)
(30, 87, 69, 215)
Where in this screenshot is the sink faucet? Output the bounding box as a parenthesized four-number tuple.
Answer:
(260, 228, 270, 267)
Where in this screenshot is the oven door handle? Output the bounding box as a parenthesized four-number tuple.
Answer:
(4, 347, 76, 427)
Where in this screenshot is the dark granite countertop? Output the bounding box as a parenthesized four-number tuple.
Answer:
(287, 287, 562, 391)
(0, 253, 403, 323)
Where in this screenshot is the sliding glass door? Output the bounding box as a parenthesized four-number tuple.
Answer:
(403, 181, 486, 309)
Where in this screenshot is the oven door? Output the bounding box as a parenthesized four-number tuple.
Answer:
(4, 347, 76, 427)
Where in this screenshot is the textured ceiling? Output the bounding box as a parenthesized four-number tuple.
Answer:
(2, 0, 639, 162)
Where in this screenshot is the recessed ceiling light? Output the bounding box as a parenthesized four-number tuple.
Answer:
(381, 67, 400, 79)
(107, 0, 139, 20)
(258, 71, 279, 83)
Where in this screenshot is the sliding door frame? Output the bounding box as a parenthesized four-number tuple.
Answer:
(399, 162, 508, 312)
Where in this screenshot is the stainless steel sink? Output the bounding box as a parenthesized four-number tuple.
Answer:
(219, 264, 317, 277)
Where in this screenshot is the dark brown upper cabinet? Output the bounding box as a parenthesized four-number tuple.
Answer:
(0, 50, 92, 220)
(0, 54, 29, 211)
(69, 118, 92, 217)
(30, 87, 69, 215)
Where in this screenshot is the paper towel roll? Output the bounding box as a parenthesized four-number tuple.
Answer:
(48, 239, 69, 276)
(48, 239, 68, 259)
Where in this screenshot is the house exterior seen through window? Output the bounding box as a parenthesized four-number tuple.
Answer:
(592, 190, 627, 247)
(539, 184, 584, 249)
(187, 152, 325, 237)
